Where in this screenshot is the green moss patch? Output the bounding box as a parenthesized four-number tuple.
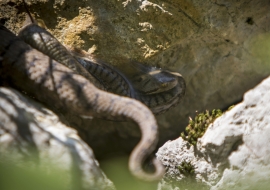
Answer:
(181, 109, 223, 146)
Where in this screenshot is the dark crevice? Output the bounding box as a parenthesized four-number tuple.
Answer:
(7, 2, 16, 7)
(0, 18, 8, 25)
(246, 17, 254, 25)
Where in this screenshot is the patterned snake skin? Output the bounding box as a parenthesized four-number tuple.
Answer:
(0, 24, 165, 181)
(0, 4, 185, 181)
(18, 23, 186, 115)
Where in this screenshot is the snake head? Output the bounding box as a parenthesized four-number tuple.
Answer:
(130, 62, 181, 95)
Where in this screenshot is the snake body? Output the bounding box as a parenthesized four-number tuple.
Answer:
(18, 23, 185, 114)
(73, 55, 136, 98)
(0, 3, 185, 180)
(0, 24, 165, 181)
(18, 24, 105, 91)
(75, 57, 186, 114)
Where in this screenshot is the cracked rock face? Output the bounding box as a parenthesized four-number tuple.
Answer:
(1, 0, 270, 157)
(0, 87, 115, 190)
(157, 76, 270, 190)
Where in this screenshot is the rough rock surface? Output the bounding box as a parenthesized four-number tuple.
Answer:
(0, 87, 115, 190)
(1, 0, 270, 158)
(156, 76, 270, 190)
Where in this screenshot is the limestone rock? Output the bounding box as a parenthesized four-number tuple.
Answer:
(1, 0, 270, 158)
(0, 87, 115, 190)
(156, 76, 270, 189)
(156, 138, 218, 190)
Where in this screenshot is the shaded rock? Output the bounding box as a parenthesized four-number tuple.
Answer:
(0, 87, 115, 190)
(1, 0, 270, 159)
(156, 76, 270, 189)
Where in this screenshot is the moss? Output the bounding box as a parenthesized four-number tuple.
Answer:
(181, 109, 223, 146)
(178, 161, 195, 178)
(227, 105, 235, 111)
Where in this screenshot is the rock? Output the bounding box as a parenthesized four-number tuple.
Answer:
(1, 0, 270, 159)
(0, 87, 115, 190)
(156, 76, 270, 189)
(156, 138, 218, 190)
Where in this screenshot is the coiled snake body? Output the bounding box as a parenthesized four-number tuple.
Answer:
(18, 23, 186, 115)
(0, 11, 185, 181)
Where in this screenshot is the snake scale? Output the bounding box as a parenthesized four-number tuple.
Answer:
(0, 2, 185, 181)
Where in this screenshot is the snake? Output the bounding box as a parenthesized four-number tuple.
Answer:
(0, 23, 164, 181)
(18, 23, 186, 115)
(0, 1, 185, 181)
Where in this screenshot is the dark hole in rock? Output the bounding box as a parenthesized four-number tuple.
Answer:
(246, 17, 254, 25)
(0, 18, 8, 25)
(7, 2, 16, 6)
